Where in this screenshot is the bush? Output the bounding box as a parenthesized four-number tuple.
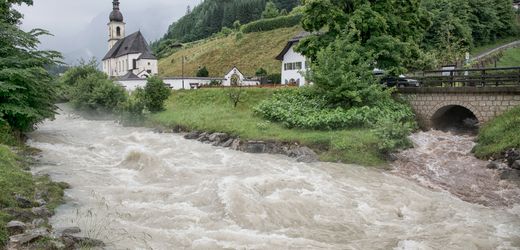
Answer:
(254, 88, 416, 130)
(143, 76, 171, 112)
(374, 118, 414, 154)
(196, 66, 209, 77)
(70, 73, 127, 113)
(119, 88, 146, 125)
(241, 14, 302, 33)
(266, 73, 281, 84)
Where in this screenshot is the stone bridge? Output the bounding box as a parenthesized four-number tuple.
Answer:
(398, 87, 520, 129)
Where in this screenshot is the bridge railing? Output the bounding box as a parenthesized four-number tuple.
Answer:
(413, 66, 520, 87)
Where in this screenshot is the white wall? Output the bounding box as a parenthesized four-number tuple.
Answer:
(281, 45, 308, 87)
(103, 53, 159, 78)
(117, 79, 147, 91)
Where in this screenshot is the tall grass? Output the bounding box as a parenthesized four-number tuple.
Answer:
(474, 106, 520, 159)
(150, 88, 385, 166)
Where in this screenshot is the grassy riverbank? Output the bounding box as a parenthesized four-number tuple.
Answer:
(150, 88, 385, 166)
(474, 106, 520, 159)
(0, 128, 66, 246)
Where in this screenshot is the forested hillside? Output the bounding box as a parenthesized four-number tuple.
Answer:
(158, 0, 299, 44)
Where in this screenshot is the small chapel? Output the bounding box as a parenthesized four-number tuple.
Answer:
(102, 0, 158, 79)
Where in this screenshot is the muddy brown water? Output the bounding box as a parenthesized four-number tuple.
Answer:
(27, 106, 520, 249)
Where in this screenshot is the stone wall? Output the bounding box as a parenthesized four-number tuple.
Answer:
(398, 87, 520, 129)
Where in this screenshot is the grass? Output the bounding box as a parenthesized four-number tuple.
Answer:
(158, 26, 302, 78)
(0, 129, 66, 247)
(471, 36, 520, 56)
(474, 106, 520, 159)
(496, 47, 520, 67)
(150, 88, 385, 166)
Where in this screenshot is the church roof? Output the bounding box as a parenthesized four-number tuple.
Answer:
(275, 32, 311, 61)
(102, 31, 157, 60)
(118, 71, 141, 80)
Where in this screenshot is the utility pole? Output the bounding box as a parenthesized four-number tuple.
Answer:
(182, 56, 185, 90)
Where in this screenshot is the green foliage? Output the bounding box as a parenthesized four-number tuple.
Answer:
(70, 73, 127, 113)
(158, 0, 300, 45)
(254, 88, 416, 131)
(56, 59, 104, 101)
(233, 20, 242, 31)
(474, 106, 520, 159)
(150, 88, 384, 166)
(196, 66, 209, 77)
(143, 76, 171, 112)
(119, 87, 146, 125)
(0, 2, 62, 132)
(235, 30, 244, 41)
(209, 80, 222, 86)
(262, 1, 280, 19)
(374, 118, 414, 154)
(242, 14, 302, 33)
(255, 67, 267, 77)
(267, 73, 281, 84)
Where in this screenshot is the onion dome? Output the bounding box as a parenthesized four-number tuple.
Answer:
(109, 0, 124, 22)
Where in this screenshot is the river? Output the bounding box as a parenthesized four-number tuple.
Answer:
(27, 106, 520, 249)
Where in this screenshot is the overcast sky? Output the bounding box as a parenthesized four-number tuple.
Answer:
(16, 0, 201, 64)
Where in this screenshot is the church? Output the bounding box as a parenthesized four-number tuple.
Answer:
(102, 0, 158, 79)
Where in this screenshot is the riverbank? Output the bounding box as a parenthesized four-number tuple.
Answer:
(0, 127, 104, 249)
(149, 88, 386, 166)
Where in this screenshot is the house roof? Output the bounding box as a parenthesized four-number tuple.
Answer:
(102, 31, 156, 60)
(275, 32, 311, 61)
(118, 71, 141, 80)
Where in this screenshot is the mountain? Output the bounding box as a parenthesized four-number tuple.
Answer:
(158, 0, 300, 45)
(158, 26, 302, 77)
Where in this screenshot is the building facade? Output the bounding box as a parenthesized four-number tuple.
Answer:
(276, 32, 310, 87)
(102, 0, 158, 79)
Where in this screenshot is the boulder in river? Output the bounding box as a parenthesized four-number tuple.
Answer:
(31, 206, 53, 218)
(61, 235, 105, 248)
(487, 161, 507, 170)
(220, 138, 234, 148)
(505, 149, 520, 166)
(289, 146, 319, 163)
(184, 131, 201, 140)
(209, 133, 229, 143)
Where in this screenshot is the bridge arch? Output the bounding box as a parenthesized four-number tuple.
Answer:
(428, 101, 482, 131)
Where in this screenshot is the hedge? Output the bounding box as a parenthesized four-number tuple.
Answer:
(241, 14, 302, 34)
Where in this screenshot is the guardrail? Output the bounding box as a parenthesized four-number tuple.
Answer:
(414, 66, 520, 87)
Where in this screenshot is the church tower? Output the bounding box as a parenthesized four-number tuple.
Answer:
(108, 0, 125, 50)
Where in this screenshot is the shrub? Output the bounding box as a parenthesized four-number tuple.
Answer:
(196, 66, 209, 77)
(70, 74, 127, 113)
(241, 14, 302, 33)
(254, 88, 416, 130)
(119, 87, 146, 125)
(374, 118, 414, 154)
(255, 67, 268, 76)
(143, 76, 171, 112)
(267, 73, 281, 84)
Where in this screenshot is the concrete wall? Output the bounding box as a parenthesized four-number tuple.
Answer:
(400, 87, 520, 129)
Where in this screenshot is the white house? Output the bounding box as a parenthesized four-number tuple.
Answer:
(117, 66, 260, 91)
(276, 32, 310, 87)
(102, 0, 158, 79)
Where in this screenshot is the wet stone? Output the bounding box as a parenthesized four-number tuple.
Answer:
(244, 141, 267, 154)
(221, 138, 234, 148)
(184, 131, 201, 140)
(15, 195, 33, 209)
(31, 206, 52, 218)
(512, 160, 520, 170)
(9, 228, 49, 246)
(6, 221, 26, 235)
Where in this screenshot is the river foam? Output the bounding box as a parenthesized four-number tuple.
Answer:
(27, 106, 520, 249)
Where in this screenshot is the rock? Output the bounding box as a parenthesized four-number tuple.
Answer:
(31, 206, 53, 218)
(505, 149, 520, 166)
(208, 133, 229, 143)
(6, 221, 26, 235)
(3, 208, 37, 222)
(512, 160, 520, 170)
(499, 169, 520, 181)
(184, 131, 201, 140)
(230, 139, 241, 150)
(35, 199, 47, 207)
(58, 226, 81, 236)
(9, 228, 49, 246)
(197, 132, 209, 142)
(487, 161, 506, 170)
(31, 218, 45, 228)
(152, 127, 164, 133)
(244, 141, 267, 154)
(221, 138, 234, 148)
(61, 235, 105, 248)
(288, 147, 319, 163)
(15, 195, 33, 208)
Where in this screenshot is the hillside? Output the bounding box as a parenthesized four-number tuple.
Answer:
(158, 26, 302, 77)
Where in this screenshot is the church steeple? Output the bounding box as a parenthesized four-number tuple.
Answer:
(108, 0, 125, 49)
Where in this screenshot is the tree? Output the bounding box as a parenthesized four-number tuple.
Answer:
(0, 0, 62, 132)
(297, 0, 431, 75)
(196, 66, 209, 77)
(262, 1, 280, 19)
(143, 76, 171, 112)
(70, 73, 127, 112)
(255, 67, 268, 76)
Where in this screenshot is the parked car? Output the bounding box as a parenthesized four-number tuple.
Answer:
(380, 75, 420, 88)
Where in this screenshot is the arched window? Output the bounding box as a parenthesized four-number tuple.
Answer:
(116, 26, 121, 37)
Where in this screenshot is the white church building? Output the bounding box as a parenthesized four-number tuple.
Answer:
(102, 0, 158, 79)
(275, 32, 310, 87)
